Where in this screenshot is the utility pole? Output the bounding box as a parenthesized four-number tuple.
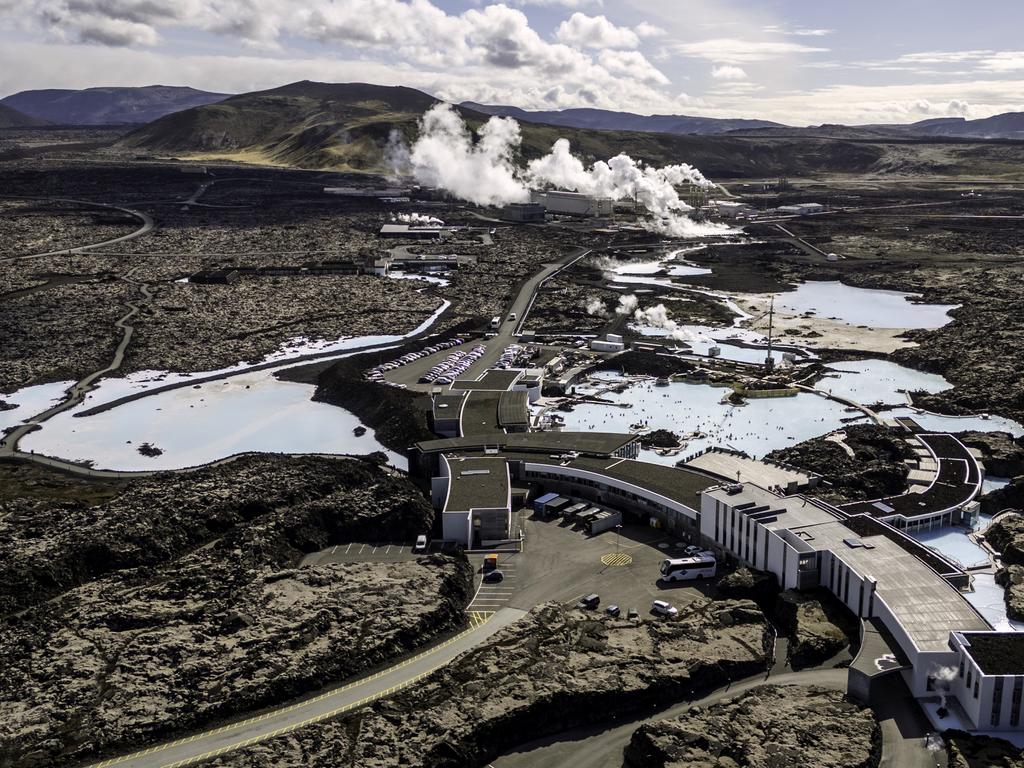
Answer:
(765, 295, 776, 374)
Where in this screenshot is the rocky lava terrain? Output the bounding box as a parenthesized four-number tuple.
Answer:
(986, 513, 1024, 621)
(623, 684, 880, 768)
(0, 456, 472, 768)
(208, 599, 771, 768)
(765, 424, 914, 502)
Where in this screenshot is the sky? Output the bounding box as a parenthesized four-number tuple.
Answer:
(1, 0, 1024, 125)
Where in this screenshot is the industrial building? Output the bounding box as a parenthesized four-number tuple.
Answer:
(532, 190, 615, 217)
(777, 202, 825, 216)
(501, 202, 546, 223)
(590, 333, 625, 353)
(948, 632, 1024, 731)
(714, 200, 755, 220)
(379, 223, 445, 239)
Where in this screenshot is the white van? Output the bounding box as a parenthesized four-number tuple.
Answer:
(659, 554, 716, 582)
(491, 316, 501, 329)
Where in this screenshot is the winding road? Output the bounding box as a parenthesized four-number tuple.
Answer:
(84, 609, 525, 768)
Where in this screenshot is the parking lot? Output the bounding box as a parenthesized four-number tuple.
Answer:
(300, 540, 426, 567)
(468, 513, 717, 618)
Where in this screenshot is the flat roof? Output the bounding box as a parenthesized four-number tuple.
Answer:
(958, 632, 1024, 676)
(431, 391, 466, 421)
(599, 459, 718, 507)
(451, 369, 523, 392)
(414, 431, 637, 458)
(684, 451, 814, 490)
(789, 518, 989, 652)
(460, 391, 502, 436)
(443, 456, 510, 513)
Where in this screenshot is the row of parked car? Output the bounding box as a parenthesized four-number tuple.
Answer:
(417, 344, 487, 385)
(575, 593, 680, 619)
(364, 337, 467, 382)
(493, 344, 530, 370)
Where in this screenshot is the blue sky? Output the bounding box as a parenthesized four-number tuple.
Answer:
(1, 0, 1023, 124)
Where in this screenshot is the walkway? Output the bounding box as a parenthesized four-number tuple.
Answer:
(86, 609, 525, 768)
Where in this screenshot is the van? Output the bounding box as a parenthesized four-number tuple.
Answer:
(483, 554, 500, 571)
(576, 593, 600, 609)
(490, 316, 501, 329)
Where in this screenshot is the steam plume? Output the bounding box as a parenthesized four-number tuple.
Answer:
(615, 294, 639, 315)
(392, 104, 726, 236)
(585, 297, 609, 317)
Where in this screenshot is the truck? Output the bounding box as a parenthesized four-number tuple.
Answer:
(587, 510, 623, 536)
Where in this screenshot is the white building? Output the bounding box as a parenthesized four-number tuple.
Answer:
(533, 190, 615, 217)
(433, 455, 512, 547)
(948, 632, 1024, 731)
(590, 333, 626, 353)
(715, 200, 754, 219)
(777, 202, 825, 216)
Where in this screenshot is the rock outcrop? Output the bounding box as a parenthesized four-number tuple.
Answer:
(959, 431, 1024, 478)
(986, 514, 1024, 621)
(208, 599, 772, 768)
(623, 684, 880, 768)
(0, 456, 473, 768)
(775, 588, 857, 669)
(716, 566, 780, 609)
(765, 424, 913, 502)
(945, 730, 1024, 767)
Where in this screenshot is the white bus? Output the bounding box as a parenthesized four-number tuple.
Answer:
(659, 555, 716, 582)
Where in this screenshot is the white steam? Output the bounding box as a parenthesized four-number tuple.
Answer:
(585, 297, 608, 317)
(402, 105, 529, 207)
(392, 104, 726, 236)
(393, 212, 444, 227)
(615, 294, 639, 315)
(931, 665, 958, 710)
(632, 303, 702, 342)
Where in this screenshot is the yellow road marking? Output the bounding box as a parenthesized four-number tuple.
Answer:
(88, 611, 494, 768)
(600, 552, 633, 567)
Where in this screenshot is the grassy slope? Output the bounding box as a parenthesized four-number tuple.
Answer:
(119, 81, 1024, 179)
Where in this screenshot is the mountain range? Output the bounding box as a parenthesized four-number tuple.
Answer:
(115, 81, 1024, 180)
(460, 102, 783, 136)
(0, 85, 230, 125)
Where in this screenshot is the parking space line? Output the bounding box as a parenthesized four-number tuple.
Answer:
(345, 543, 353, 554)
(358, 544, 366, 554)
(385, 544, 392, 553)
(331, 545, 338, 554)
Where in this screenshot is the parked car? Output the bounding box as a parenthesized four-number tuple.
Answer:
(482, 569, 504, 583)
(627, 607, 640, 622)
(576, 593, 600, 609)
(651, 600, 678, 617)
(684, 544, 702, 556)
(605, 604, 620, 617)
(413, 534, 428, 553)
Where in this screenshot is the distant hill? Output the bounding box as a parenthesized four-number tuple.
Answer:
(119, 81, 1024, 180)
(119, 81, 442, 169)
(0, 85, 231, 125)
(461, 102, 783, 135)
(0, 103, 49, 128)
(904, 112, 1024, 140)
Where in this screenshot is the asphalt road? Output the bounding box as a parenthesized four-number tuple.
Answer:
(86, 608, 526, 768)
(386, 246, 591, 390)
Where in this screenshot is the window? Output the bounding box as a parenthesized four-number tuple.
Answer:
(967, 668, 972, 688)
(992, 678, 1005, 727)
(959, 659, 965, 678)
(1011, 678, 1022, 727)
(974, 679, 979, 699)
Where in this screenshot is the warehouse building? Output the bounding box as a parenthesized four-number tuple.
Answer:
(777, 202, 825, 216)
(501, 202, 546, 223)
(379, 223, 445, 239)
(532, 190, 615, 217)
(948, 632, 1024, 731)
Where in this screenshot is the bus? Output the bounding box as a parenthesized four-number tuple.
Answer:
(659, 555, 716, 582)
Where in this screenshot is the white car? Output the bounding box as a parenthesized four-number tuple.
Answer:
(651, 600, 678, 617)
(413, 534, 429, 553)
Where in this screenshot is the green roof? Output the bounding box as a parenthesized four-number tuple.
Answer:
(451, 369, 523, 391)
(461, 392, 502, 436)
(443, 456, 510, 512)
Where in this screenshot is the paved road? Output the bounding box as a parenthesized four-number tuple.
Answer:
(0, 196, 154, 262)
(87, 609, 526, 768)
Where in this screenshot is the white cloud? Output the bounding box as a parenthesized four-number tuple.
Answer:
(673, 38, 828, 63)
(763, 25, 833, 37)
(555, 12, 638, 49)
(598, 49, 669, 85)
(634, 21, 665, 39)
(710, 64, 747, 80)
